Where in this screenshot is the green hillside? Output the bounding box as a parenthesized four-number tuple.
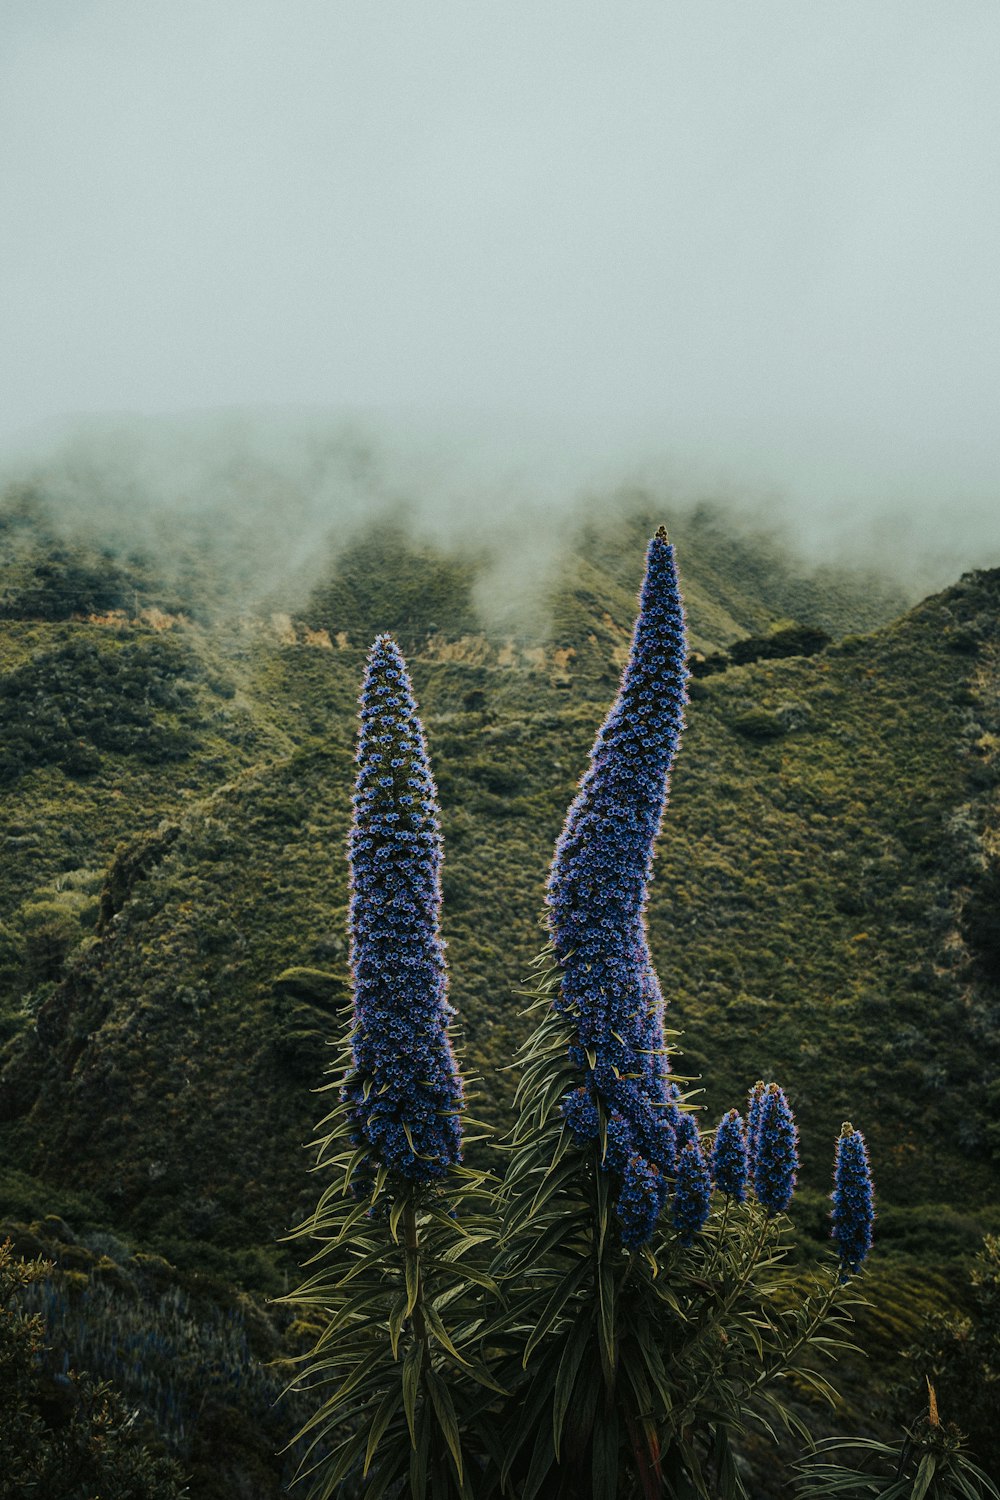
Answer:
(0, 484, 997, 1493)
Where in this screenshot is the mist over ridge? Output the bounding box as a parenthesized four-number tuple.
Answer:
(2, 410, 993, 641)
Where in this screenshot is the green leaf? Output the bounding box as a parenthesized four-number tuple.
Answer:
(521, 1418, 558, 1500)
(711, 1424, 749, 1500)
(364, 1389, 402, 1477)
(405, 1245, 421, 1316)
(389, 1293, 408, 1360)
(501, 1358, 566, 1488)
(389, 1194, 408, 1243)
(298, 1424, 370, 1497)
(410, 1407, 431, 1500)
(595, 1167, 610, 1256)
(402, 1338, 425, 1447)
(592, 1405, 620, 1500)
(552, 1312, 593, 1457)
(911, 1454, 937, 1500)
(597, 1255, 617, 1384)
(524, 1257, 591, 1365)
(422, 1301, 471, 1366)
(527, 1153, 591, 1223)
(291, 1349, 383, 1440)
(426, 1368, 464, 1484)
(340, 1146, 369, 1195)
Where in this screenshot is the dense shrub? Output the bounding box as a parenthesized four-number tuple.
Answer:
(728, 625, 831, 666)
(0, 1240, 187, 1500)
(0, 635, 199, 784)
(891, 1235, 1000, 1482)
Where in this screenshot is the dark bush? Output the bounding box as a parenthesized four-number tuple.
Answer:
(729, 624, 831, 666)
(963, 857, 1000, 985)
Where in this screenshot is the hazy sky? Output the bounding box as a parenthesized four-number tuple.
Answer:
(2, 2, 999, 563)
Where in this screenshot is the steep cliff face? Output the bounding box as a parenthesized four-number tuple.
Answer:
(0, 493, 996, 1267)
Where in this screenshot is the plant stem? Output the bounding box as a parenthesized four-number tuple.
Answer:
(403, 1197, 428, 1352)
(747, 1271, 840, 1397)
(678, 1207, 776, 1420)
(706, 1195, 733, 1279)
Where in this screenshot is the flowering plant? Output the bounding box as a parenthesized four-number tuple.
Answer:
(285, 535, 881, 1500)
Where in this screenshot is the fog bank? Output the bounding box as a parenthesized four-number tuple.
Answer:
(2, 413, 995, 633)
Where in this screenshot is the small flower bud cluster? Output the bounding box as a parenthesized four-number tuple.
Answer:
(672, 1141, 713, 1246)
(747, 1081, 766, 1168)
(831, 1122, 875, 1275)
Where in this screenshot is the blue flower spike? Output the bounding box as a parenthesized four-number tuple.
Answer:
(753, 1084, 799, 1215)
(711, 1109, 749, 1204)
(547, 528, 688, 1247)
(746, 1081, 766, 1171)
(672, 1140, 712, 1247)
(674, 1110, 700, 1154)
(618, 1156, 666, 1252)
(342, 635, 463, 1182)
(831, 1122, 875, 1276)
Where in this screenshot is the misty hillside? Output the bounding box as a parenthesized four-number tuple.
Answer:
(0, 484, 998, 1495)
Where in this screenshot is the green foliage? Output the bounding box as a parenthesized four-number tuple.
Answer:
(796, 1415, 1000, 1499)
(0, 633, 202, 785)
(282, 1032, 503, 1500)
(0, 555, 133, 621)
(728, 624, 832, 666)
(962, 857, 1000, 984)
(730, 708, 788, 741)
(889, 1237, 1000, 1482)
(0, 1238, 187, 1499)
(484, 955, 867, 1500)
(286, 955, 879, 1500)
(3, 512, 989, 1252)
(0, 1215, 315, 1497)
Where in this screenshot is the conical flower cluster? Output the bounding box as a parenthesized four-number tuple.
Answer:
(711, 1110, 749, 1203)
(746, 1081, 766, 1170)
(831, 1122, 875, 1275)
(342, 635, 463, 1181)
(753, 1084, 799, 1214)
(546, 528, 688, 1246)
(672, 1140, 712, 1246)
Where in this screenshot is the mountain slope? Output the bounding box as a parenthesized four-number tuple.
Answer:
(0, 491, 996, 1280)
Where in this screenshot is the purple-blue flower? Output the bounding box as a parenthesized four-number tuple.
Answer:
(831, 1122, 875, 1275)
(341, 635, 463, 1182)
(674, 1110, 700, 1154)
(712, 1110, 749, 1204)
(618, 1156, 670, 1252)
(753, 1084, 799, 1215)
(746, 1081, 766, 1172)
(672, 1140, 712, 1247)
(562, 1085, 600, 1141)
(546, 529, 688, 1245)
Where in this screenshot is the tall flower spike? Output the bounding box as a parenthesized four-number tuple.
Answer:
(753, 1084, 799, 1215)
(831, 1122, 875, 1275)
(342, 635, 463, 1181)
(712, 1110, 749, 1204)
(546, 529, 688, 1243)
